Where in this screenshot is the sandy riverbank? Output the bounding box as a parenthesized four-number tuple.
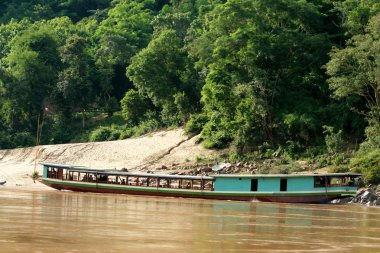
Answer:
(0, 128, 219, 188)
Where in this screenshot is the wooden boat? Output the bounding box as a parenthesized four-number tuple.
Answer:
(0, 181, 6, 185)
(40, 163, 361, 203)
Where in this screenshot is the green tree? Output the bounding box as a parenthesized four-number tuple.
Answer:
(95, 0, 154, 107)
(127, 28, 195, 125)
(0, 18, 31, 60)
(57, 35, 94, 115)
(3, 23, 61, 131)
(326, 14, 380, 116)
(336, 0, 380, 35)
(189, 0, 331, 149)
(120, 89, 150, 125)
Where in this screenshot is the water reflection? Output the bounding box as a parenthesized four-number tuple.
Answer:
(0, 188, 379, 252)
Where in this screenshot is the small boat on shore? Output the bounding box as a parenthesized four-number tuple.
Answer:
(0, 181, 6, 185)
(40, 163, 361, 203)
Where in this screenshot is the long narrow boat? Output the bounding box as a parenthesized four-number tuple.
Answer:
(40, 163, 361, 203)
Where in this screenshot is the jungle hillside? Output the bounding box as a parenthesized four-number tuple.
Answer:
(1, 0, 380, 184)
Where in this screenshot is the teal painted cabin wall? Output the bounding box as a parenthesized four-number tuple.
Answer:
(214, 177, 252, 191)
(287, 177, 314, 191)
(257, 178, 281, 191)
(214, 176, 357, 192)
(43, 165, 47, 178)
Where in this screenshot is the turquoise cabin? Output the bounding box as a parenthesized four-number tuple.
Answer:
(214, 174, 359, 193)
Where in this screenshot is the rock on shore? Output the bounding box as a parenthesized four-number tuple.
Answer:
(331, 186, 380, 206)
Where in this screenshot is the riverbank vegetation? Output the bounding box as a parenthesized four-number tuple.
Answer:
(0, 0, 380, 183)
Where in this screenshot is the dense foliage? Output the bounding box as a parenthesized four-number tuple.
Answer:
(0, 0, 379, 182)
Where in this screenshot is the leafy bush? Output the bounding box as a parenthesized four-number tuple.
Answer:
(121, 90, 149, 125)
(350, 148, 380, 184)
(132, 116, 161, 136)
(89, 126, 122, 142)
(105, 97, 120, 117)
(185, 113, 208, 134)
(200, 113, 233, 149)
(282, 113, 317, 143)
(160, 103, 181, 127)
(174, 91, 191, 123)
(89, 126, 113, 141)
(12, 132, 35, 147)
(358, 119, 380, 152)
(46, 114, 74, 144)
(284, 141, 304, 159)
(328, 165, 350, 173)
(303, 146, 326, 158)
(323, 126, 343, 154)
(0, 131, 11, 149)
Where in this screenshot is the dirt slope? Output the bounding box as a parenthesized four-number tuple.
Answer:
(0, 128, 219, 187)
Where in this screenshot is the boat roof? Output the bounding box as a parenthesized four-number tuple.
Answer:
(212, 173, 362, 178)
(41, 163, 213, 180)
(41, 163, 362, 179)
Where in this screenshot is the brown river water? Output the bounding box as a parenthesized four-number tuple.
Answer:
(0, 187, 379, 253)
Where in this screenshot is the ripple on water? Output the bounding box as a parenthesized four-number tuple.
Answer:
(0, 189, 379, 253)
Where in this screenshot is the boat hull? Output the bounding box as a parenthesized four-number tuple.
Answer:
(41, 179, 352, 204)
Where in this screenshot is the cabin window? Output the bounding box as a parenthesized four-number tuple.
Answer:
(170, 179, 180, 188)
(314, 176, 354, 187)
(251, 179, 258, 191)
(314, 176, 327, 187)
(182, 179, 192, 189)
(203, 180, 214, 191)
(192, 180, 202, 190)
(98, 174, 108, 183)
(280, 179, 287, 191)
(47, 167, 63, 179)
(81, 173, 95, 182)
(108, 175, 117, 184)
(330, 177, 344, 185)
(127, 176, 139, 186)
(119, 176, 127, 185)
(148, 178, 158, 187)
(158, 178, 170, 188)
(138, 177, 149, 186)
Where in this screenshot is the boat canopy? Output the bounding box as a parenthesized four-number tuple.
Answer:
(212, 173, 362, 178)
(41, 163, 362, 180)
(41, 163, 213, 180)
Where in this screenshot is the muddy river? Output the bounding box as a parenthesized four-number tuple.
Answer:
(0, 188, 379, 252)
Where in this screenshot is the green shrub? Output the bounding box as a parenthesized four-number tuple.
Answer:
(185, 113, 208, 134)
(332, 153, 347, 165)
(120, 129, 134, 139)
(195, 155, 206, 163)
(303, 146, 326, 158)
(328, 165, 350, 173)
(121, 90, 149, 125)
(350, 148, 380, 184)
(316, 156, 329, 168)
(174, 92, 191, 123)
(90, 127, 112, 141)
(105, 97, 120, 117)
(359, 119, 380, 152)
(47, 114, 73, 144)
(0, 131, 11, 149)
(201, 114, 232, 149)
(323, 126, 343, 154)
(284, 141, 304, 159)
(202, 128, 231, 149)
(160, 103, 181, 127)
(12, 132, 35, 147)
(89, 126, 117, 141)
(133, 116, 161, 136)
(282, 113, 317, 143)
